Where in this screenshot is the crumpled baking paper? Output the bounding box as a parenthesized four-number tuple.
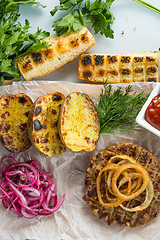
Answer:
(0, 81, 160, 240)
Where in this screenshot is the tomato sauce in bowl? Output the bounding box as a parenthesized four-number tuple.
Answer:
(145, 94, 160, 131)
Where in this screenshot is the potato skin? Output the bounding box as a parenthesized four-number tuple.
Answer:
(0, 94, 33, 152)
(27, 92, 66, 157)
(59, 92, 100, 152)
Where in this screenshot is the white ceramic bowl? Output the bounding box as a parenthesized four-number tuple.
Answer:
(136, 83, 160, 137)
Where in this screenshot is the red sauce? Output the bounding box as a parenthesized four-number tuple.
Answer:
(145, 94, 160, 131)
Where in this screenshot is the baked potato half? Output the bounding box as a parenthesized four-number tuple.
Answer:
(27, 92, 66, 157)
(59, 92, 100, 152)
(0, 94, 33, 152)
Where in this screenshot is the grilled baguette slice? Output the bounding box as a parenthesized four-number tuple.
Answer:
(16, 26, 96, 81)
(78, 52, 160, 83)
(59, 92, 100, 152)
(0, 94, 33, 152)
(28, 92, 66, 157)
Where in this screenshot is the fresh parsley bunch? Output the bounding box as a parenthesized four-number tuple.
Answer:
(0, 0, 50, 85)
(50, 0, 115, 38)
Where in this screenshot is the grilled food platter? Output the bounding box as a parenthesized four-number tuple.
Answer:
(1, 0, 160, 239)
(0, 81, 159, 240)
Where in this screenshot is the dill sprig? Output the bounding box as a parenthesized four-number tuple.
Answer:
(96, 84, 149, 134)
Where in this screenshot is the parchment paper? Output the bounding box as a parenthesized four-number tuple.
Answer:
(0, 81, 160, 240)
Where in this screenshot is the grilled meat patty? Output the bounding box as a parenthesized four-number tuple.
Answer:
(84, 142, 160, 227)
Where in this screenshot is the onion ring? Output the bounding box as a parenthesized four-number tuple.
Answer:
(111, 163, 150, 201)
(97, 164, 123, 207)
(120, 182, 154, 212)
(96, 154, 154, 212)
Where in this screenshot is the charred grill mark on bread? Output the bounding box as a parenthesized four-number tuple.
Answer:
(94, 55, 104, 65)
(31, 52, 44, 64)
(81, 55, 92, 66)
(16, 26, 96, 81)
(78, 52, 160, 83)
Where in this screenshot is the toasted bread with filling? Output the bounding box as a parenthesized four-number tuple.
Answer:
(59, 92, 100, 152)
(78, 52, 160, 83)
(0, 94, 33, 152)
(16, 26, 96, 81)
(28, 92, 66, 157)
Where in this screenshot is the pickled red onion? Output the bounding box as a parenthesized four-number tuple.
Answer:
(0, 157, 65, 219)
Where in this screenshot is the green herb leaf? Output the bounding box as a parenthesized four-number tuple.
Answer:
(0, 75, 4, 85)
(89, 13, 114, 38)
(50, 0, 73, 16)
(0, 0, 50, 85)
(51, 0, 115, 38)
(84, 0, 115, 38)
(53, 12, 80, 35)
(96, 83, 149, 134)
(79, 9, 86, 25)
